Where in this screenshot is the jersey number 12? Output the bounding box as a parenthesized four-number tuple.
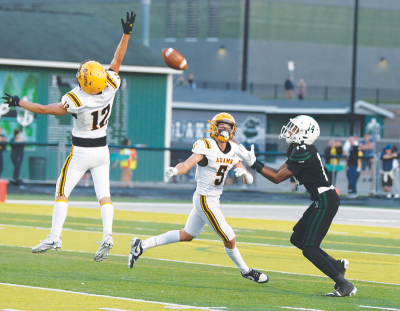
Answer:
(91, 104, 111, 131)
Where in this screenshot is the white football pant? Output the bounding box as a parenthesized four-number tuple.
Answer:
(184, 192, 235, 242)
(55, 145, 110, 200)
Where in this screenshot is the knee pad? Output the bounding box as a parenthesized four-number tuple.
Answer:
(290, 232, 304, 250)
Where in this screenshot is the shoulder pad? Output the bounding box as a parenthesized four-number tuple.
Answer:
(192, 139, 212, 154)
(289, 144, 314, 162)
(61, 91, 85, 114)
(106, 70, 121, 91)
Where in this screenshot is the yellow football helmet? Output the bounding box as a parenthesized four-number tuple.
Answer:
(76, 60, 107, 95)
(207, 112, 237, 143)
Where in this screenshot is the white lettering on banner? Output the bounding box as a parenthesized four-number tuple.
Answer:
(0, 103, 10, 120)
(195, 122, 205, 138)
(172, 120, 208, 142)
(16, 96, 34, 127)
(186, 122, 194, 139)
(174, 121, 183, 139)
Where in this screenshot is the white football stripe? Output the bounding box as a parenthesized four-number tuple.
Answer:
(166, 48, 174, 57)
(180, 59, 187, 68)
(359, 306, 400, 311)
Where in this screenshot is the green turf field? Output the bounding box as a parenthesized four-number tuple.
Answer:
(0, 202, 399, 311)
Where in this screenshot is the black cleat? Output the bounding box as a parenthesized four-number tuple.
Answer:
(334, 259, 349, 290)
(325, 282, 357, 297)
(241, 268, 269, 284)
(128, 237, 143, 269)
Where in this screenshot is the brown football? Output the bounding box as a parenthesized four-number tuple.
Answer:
(162, 48, 188, 70)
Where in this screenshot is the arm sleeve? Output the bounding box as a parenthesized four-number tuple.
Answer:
(106, 70, 121, 92)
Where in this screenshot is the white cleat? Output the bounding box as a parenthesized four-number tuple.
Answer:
(325, 283, 357, 297)
(32, 236, 62, 253)
(94, 234, 113, 262)
(241, 268, 269, 284)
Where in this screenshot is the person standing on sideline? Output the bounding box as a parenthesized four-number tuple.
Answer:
(392, 146, 400, 199)
(128, 113, 269, 284)
(381, 145, 397, 199)
(359, 133, 374, 182)
(346, 138, 362, 199)
(111, 138, 137, 186)
(0, 126, 8, 177)
(235, 115, 356, 297)
(296, 79, 307, 100)
(2, 12, 137, 262)
(187, 74, 196, 89)
(10, 129, 25, 186)
(284, 77, 294, 99)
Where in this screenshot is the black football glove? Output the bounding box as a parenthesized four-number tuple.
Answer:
(2, 92, 20, 107)
(121, 11, 136, 35)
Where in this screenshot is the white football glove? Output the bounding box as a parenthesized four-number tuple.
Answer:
(234, 167, 254, 185)
(234, 167, 246, 178)
(164, 167, 178, 179)
(236, 144, 256, 167)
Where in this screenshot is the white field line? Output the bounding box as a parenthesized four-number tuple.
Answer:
(359, 306, 400, 311)
(281, 308, 324, 311)
(0, 283, 227, 311)
(1, 223, 399, 257)
(1, 244, 399, 287)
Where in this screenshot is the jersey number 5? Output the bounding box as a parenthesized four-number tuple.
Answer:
(91, 103, 111, 131)
(215, 165, 228, 186)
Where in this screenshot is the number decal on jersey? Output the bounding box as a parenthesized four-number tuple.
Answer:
(91, 103, 111, 131)
(316, 153, 329, 182)
(215, 165, 228, 186)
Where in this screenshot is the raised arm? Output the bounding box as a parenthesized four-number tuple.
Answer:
(2, 93, 68, 115)
(109, 12, 136, 74)
(165, 153, 204, 179)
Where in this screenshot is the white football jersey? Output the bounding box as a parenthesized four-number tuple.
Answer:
(61, 70, 121, 139)
(192, 138, 240, 197)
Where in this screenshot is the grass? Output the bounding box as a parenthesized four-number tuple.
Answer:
(0, 202, 399, 310)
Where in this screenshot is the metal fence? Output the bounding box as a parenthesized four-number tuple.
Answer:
(2, 141, 399, 198)
(195, 81, 400, 104)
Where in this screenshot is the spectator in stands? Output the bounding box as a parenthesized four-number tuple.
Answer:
(10, 129, 25, 186)
(324, 139, 343, 186)
(381, 145, 397, 199)
(296, 79, 307, 100)
(187, 74, 196, 89)
(112, 138, 137, 187)
(392, 146, 400, 199)
(359, 132, 375, 182)
(346, 137, 362, 198)
(174, 75, 186, 88)
(284, 77, 294, 99)
(0, 126, 8, 177)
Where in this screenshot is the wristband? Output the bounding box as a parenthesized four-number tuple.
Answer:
(251, 159, 264, 173)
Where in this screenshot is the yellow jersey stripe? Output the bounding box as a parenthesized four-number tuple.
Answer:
(200, 195, 229, 242)
(106, 73, 117, 90)
(66, 92, 82, 108)
(55, 200, 68, 203)
(201, 139, 211, 149)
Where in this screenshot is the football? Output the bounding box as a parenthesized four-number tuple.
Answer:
(161, 48, 188, 70)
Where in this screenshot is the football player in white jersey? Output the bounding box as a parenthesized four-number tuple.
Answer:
(127, 113, 269, 284)
(2, 12, 136, 262)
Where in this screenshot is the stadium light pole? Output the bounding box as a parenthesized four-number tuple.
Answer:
(241, 0, 250, 91)
(350, 0, 359, 135)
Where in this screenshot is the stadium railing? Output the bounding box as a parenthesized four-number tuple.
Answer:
(2, 142, 397, 198)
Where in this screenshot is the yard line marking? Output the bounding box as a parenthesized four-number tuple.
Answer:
(1, 244, 399, 287)
(328, 231, 348, 234)
(2, 309, 26, 311)
(359, 306, 400, 311)
(1, 224, 399, 257)
(0, 283, 227, 311)
(365, 231, 389, 234)
(281, 307, 324, 311)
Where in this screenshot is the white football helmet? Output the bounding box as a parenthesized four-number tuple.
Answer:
(278, 115, 320, 145)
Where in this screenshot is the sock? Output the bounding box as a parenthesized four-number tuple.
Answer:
(101, 203, 114, 238)
(303, 246, 341, 280)
(142, 237, 157, 251)
(50, 200, 68, 238)
(224, 247, 250, 274)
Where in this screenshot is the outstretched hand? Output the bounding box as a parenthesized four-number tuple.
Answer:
(165, 167, 178, 179)
(121, 12, 136, 35)
(2, 92, 20, 107)
(235, 144, 256, 167)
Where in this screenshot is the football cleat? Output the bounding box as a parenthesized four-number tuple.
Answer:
(241, 268, 269, 284)
(94, 234, 113, 262)
(128, 237, 143, 268)
(325, 283, 357, 297)
(334, 259, 349, 290)
(32, 235, 62, 253)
